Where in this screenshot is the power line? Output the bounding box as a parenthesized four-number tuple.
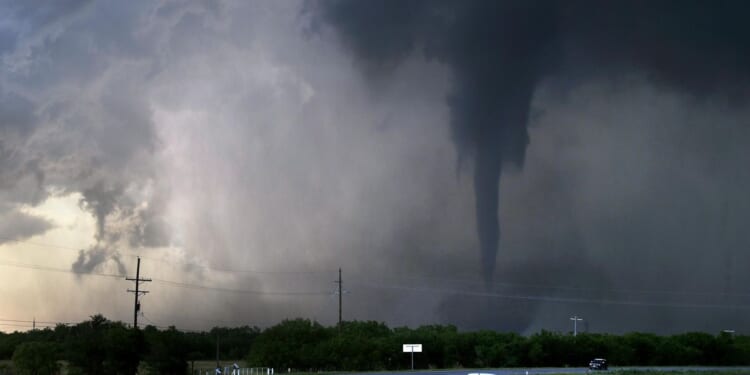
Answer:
(8, 235, 750, 300)
(151, 278, 330, 296)
(0, 236, 90, 252)
(0, 323, 46, 329)
(5, 236, 750, 307)
(0, 318, 71, 325)
(139, 314, 166, 329)
(0, 236, 333, 276)
(0, 259, 123, 278)
(0, 318, 66, 331)
(365, 273, 750, 299)
(4, 256, 750, 310)
(0, 257, 331, 296)
(349, 281, 750, 311)
(0, 322, 57, 328)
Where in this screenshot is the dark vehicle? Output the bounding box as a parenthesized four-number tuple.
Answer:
(589, 358, 608, 370)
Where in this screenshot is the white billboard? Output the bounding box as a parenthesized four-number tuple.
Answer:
(402, 344, 422, 352)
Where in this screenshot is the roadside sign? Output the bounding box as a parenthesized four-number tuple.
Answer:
(403, 344, 422, 352)
(403, 344, 422, 370)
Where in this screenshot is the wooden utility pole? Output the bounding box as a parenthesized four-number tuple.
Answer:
(126, 257, 151, 329)
(216, 334, 221, 370)
(335, 268, 342, 329)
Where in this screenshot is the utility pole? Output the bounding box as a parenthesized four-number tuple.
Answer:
(126, 257, 151, 329)
(216, 334, 221, 370)
(335, 268, 342, 329)
(570, 315, 583, 336)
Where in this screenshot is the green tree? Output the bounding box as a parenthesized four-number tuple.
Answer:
(64, 314, 144, 375)
(324, 321, 391, 370)
(731, 335, 750, 365)
(210, 326, 260, 360)
(143, 326, 189, 375)
(412, 325, 459, 369)
(103, 323, 144, 375)
(674, 332, 716, 365)
(12, 341, 60, 375)
(65, 314, 109, 374)
(246, 319, 330, 370)
(527, 330, 570, 366)
(622, 332, 660, 365)
(655, 337, 699, 365)
(468, 330, 498, 367)
(0, 331, 24, 359)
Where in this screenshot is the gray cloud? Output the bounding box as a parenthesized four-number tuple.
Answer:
(71, 245, 126, 276)
(311, 0, 750, 331)
(0, 0, 168, 276)
(1, 0, 749, 334)
(0, 206, 53, 244)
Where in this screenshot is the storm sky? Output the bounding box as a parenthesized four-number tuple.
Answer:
(1, 0, 749, 334)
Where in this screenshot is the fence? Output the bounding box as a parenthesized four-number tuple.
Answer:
(194, 366, 274, 375)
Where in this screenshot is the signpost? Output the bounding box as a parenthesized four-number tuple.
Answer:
(402, 344, 422, 370)
(570, 315, 583, 336)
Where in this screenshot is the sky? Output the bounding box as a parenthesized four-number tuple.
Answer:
(1, 0, 749, 334)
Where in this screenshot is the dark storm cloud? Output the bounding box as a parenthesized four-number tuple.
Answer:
(80, 183, 123, 240)
(559, 1, 750, 97)
(0, 0, 173, 275)
(71, 245, 127, 276)
(3, 0, 750, 334)
(0, 91, 36, 135)
(129, 195, 171, 249)
(0, 206, 53, 244)
(312, 0, 750, 287)
(0, 92, 44, 205)
(0, 0, 91, 27)
(0, 0, 92, 72)
(0, 145, 46, 206)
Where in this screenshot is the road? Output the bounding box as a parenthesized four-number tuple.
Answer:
(341, 367, 750, 375)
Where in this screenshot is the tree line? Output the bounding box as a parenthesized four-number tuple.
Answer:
(1, 315, 750, 374)
(246, 320, 750, 371)
(0, 315, 257, 374)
